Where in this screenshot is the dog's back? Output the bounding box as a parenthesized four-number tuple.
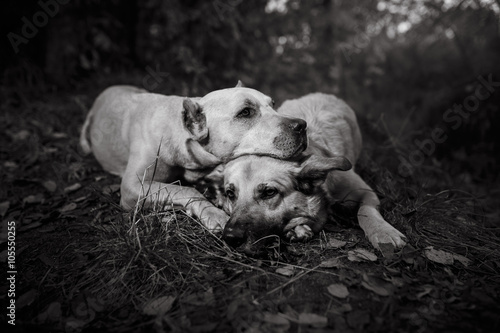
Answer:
(278, 93, 362, 164)
(79, 86, 147, 154)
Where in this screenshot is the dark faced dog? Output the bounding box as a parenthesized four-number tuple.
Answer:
(216, 93, 406, 255)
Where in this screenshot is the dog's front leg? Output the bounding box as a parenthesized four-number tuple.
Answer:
(121, 179, 229, 231)
(283, 217, 317, 242)
(330, 171, 406, 250)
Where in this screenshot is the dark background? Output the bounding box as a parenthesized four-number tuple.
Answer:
(2, 0, 499, 202)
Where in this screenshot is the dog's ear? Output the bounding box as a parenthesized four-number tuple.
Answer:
(295, 155, 352, 194)
(235, 80, 245, 88)
(182, 98, 208, 141)
(185, 139, 221, 168)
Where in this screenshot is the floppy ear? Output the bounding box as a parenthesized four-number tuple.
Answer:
(185, 139, 221, 168)
(182, 98, 208, 141)
(295, 155, 352, 194)
(235, 80, 245, 88)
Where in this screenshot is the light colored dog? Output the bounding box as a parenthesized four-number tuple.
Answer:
(218, 93, 407, 254)
(79, 83, 307, 230)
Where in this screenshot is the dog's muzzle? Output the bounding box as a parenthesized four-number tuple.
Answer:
(222, 224, 246, 248)
(222, 216, 281, 257)
(273, 118, 308, 158)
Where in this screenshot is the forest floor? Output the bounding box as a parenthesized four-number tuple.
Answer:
(1, 83, 500, 333)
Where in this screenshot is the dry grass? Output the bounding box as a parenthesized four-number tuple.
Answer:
(3, 86, 499, 332)
(65, 136, 500, 330)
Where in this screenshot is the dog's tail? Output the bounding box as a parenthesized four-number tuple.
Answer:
(79, 108, 94, 155)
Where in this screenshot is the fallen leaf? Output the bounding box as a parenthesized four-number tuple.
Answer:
(43, 180, 57, 193)
(4, 161, 18, 169)
(276, 266, 295, 277)
(87, 296, 106, 312)
(59, 203, 77, 213)
(51, 132, 67, 139)
(37, 302, 62, 323)
(262, 312, 290, 327)
(65, 318, 87, 332)
(320, 258, 342, 268)
(297, 313, 328, 328)
(416, 285, 434, 299)
(331, 303, 352, 314)
(24, 213, 44, 222)
(378, 243, 396, 258)
(17, 289, 38, 309)
(424, 246, 454, 265)
(389, 276, 405, 288)
(327, 237, 347, 249)
(401, 244, 418, 264)
(64, 183, 82, 193)
(0, 201, 10, 217)
(23, 194, 44, 204)
(43, 147, 58, 154)
(361, 274, 392, 296)
(452, 253, 472, 267)
(73, 196, 89, 203)
(72, 297, 95, 320)
(327, 283, 349, 298)
(12, 130, 30, 141)
(348, 248, 378, 262)
(143, 295, 176, 316)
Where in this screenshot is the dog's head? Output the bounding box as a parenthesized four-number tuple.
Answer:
(182, 81, 308, 163)
(218, 154, 351, 256)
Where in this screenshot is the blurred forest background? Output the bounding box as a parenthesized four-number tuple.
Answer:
(2, 0, 499, 201)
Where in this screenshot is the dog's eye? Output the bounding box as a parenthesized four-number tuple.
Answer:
(270, 100, 275, 108)
(225, 189, 236, 200)
(237, 107, 253, 118)
(262, 188, 278, 199)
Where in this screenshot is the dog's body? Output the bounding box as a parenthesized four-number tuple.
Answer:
(220, 93, 406, 253)
(80, 84, 307, 230)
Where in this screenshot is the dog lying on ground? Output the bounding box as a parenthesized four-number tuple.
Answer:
(215, 93, 407, 254)
(79, 83, 307, 230)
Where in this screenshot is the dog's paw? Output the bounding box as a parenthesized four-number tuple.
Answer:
(286, 224, 313, 242)
(199, 206, 229, 233)
(365, 223, 407, 250)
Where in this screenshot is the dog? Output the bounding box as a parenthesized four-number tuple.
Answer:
(215, 93, 407, 254)
(79, 83, 307, 231)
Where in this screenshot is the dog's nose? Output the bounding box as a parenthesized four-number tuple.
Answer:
(222, 226, 246, 248)
(290, 119, 307, 133)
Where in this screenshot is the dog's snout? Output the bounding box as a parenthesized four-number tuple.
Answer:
(290, 119, 307, 133)
(222, 226, 246, 248)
